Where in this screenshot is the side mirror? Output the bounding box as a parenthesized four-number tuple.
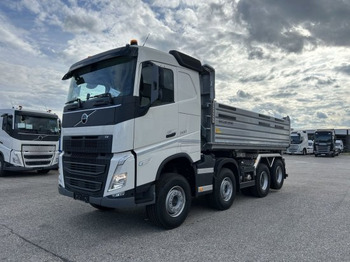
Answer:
(139, 62, 159, 107)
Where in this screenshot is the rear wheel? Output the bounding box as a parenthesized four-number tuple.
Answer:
(146, 173, 191, 229)
(208, 168, 236, 210)
(251, 163, 270, 198)
(270, 159, 285, 190)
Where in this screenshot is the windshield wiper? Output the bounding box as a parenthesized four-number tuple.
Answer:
(90, 93, 113, 106)
(91, 93, 112, 99)
(66, 98, 81, 105)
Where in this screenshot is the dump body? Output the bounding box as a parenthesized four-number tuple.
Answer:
(202, 101, 290, 151)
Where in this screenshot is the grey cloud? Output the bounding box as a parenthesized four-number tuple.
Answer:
(272, 91, 297, 98)
(64, 14, 100, 33)
(237, 90, 252, 99)
(239, 74, 266, 83)
(236, 0, 350, 52)
(316, 112, 328, 119)
(334, 64, 350, 75)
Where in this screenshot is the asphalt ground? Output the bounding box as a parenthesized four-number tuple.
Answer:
(1, 154, 349, 262)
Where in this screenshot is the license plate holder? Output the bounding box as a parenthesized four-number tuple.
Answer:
(74, 193, 89, 203)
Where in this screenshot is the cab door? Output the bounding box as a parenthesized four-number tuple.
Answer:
(134, 61, 178, 149)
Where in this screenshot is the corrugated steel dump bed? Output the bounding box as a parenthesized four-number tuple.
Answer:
(203, 101, 291, 151)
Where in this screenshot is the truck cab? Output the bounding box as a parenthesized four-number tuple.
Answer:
(0, 108, 60, 176)
(286, 130, 309, 155)
(314, 129, 338, 157)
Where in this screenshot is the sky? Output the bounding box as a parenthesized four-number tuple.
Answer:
(0, 0, 350, 130)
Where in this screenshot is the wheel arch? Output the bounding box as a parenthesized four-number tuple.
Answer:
(155, 153, 196, 196)
(214, 158, 240, 192)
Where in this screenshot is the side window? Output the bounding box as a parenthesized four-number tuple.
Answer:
(158, 68, 174, 104)
(139, 62, 174, 107)
(1, 115, 13, 134)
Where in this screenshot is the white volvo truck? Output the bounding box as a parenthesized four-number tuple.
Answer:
(0, 108, 60, 176)
(286, 130, 309, 155)
(58, 40, 291, 229)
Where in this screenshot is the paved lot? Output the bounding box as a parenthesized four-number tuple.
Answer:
(1, 154, 349, 262)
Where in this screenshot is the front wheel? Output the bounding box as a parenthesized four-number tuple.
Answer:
(251, 163, 270, 198)
(208, 168, 236, 210)
(146, 173, 191, 229)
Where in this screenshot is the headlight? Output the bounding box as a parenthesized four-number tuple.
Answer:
(108, 173, 127, 192)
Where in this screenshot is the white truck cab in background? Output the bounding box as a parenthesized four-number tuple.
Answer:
(286, 130, 309, 155)
(0, 108, 60, 176)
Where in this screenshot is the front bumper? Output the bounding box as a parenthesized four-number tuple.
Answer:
(4, 163, 58, 172)
(58, 185, 138, 208)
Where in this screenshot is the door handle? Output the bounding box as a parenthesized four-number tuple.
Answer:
(166, 132, 176, 138)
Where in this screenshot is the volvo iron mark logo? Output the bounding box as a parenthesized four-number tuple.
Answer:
(81, 113, 89, 124)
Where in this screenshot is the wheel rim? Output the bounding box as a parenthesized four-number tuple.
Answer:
(275, 166, 283, 184)
(260, 171, 268, 191)
(165, 186, 186, 218)
(220, 177, 233, 202)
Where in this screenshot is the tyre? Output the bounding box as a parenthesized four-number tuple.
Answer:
(270, 159, 285, 190)
(90, 203, 114, 211)
(0, 155, 6, 177)
(146, 173, 191, 229)
(251, 163, 270, 198)
(208, 168, 236, 210)
(303, 148, 307, 155)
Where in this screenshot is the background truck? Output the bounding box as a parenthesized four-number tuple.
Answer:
(314, 129, 339, 157)
(58, 40, 291, 229)
(286, 130, 309, 155)
(335, 140, 344, 153)
(0, 108, 60, 176)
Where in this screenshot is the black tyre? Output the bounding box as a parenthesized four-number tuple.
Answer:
(0, 155, 6, 177)
(208, 168, 236, 210)
(90, 203, 114, 211)
(251, 163, 270, 198)
(270, 159, 285, 190)
(303, 148, 307, 155)
(146, 173, 191, 229)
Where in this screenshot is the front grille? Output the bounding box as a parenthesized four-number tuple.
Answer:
(66, 177, 102, 192)
(22, 144, 55, 167)
(65, 161, 106, 176)
(316, 145, 330, 153)
(62, 135, 113, 197)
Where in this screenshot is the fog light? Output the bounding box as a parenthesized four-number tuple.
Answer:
(12, 154, 22, 166)
(108, 173, 127, 192)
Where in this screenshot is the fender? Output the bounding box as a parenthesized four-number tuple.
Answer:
(155, 153, 195, 181)
(214, 157, 239, 178)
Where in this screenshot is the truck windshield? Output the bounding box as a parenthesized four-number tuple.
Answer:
(66, 56, 136, 103)
(14, 114, 59, 134)
(290, 135, 301, 144)
(314, 133, 332, 142)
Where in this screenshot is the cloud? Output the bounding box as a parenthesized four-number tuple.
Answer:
(316, 112, 328, 119)
(236, 0, 350, 53)
(236, 90, 252, 99)
(0, 14, 41, 56)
